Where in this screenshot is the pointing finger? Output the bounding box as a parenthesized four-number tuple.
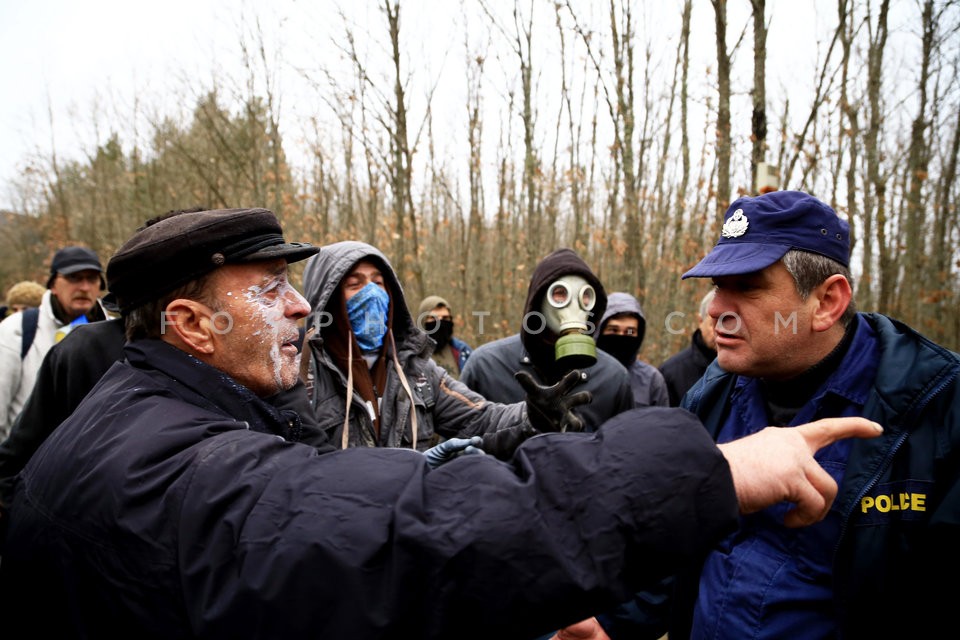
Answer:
(795, 417, 883, 453)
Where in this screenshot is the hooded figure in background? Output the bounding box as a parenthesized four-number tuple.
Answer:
(597, 292, 670, 408)
(416, 295, 472, 379)
(461, 248, 634, 431)
(301, 241, 583, 454)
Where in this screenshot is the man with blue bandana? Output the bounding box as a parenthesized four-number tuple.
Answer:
(300, 241, 587, 455)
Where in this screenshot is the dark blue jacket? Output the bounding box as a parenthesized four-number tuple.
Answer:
(682, 313, 960, 639)
(450, 335, 473, 372)
(0, 339, 738, 639)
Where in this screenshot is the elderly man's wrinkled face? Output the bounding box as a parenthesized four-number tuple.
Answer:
(50, 270, 100, 319)
(207, 259, 310, 397)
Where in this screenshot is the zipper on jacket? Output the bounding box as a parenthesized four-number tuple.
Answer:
(834, 368, 957, 553)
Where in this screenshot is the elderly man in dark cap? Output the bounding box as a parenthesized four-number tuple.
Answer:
(0, 246, 108, 439)
(0, 206, 883, 639)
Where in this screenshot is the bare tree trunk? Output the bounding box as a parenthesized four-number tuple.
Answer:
(933, 100, 960, 345)
(384, 1, 424, 294)
(516, 2, 541, 266)
(902, 0, 935, 324)
(675, 0, 692, 255)
(712, 0, 732, 214)
(838, 0, 861, 303)
(610, 0, 643, 294)
(750, 0, 767, 193)
(554, 3, 587, 253)
(465, 48, 486, 328)
(864, 0, 891, 311)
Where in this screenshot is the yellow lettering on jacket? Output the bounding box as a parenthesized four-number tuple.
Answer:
(860, 493, 926, 514)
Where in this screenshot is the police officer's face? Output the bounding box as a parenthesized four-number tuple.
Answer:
(709, 262, 819, 380)
(208, 259, 310, 397)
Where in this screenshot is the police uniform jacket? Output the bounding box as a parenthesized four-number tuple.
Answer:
(682, 313, 960, 639)
(0, 338, 739, 639)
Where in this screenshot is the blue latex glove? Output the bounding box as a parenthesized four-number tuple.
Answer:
(423, 436, 485, 469)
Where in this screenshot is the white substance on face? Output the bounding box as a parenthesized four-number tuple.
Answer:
(243, 279, 300, 390)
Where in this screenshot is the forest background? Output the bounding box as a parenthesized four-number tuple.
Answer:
(1, 0, 959, 363)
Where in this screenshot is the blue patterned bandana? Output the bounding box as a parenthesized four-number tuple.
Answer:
(346, 282, 390, 351)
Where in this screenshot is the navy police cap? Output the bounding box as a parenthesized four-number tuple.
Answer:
(682, 190, 850, 279)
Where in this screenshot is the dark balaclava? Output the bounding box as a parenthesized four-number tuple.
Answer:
(596, 318, 645, 368)
(596, 292, 648, 368)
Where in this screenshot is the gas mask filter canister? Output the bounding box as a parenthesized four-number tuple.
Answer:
(540, 275, 598, 368)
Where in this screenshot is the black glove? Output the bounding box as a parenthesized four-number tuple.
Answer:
(480, 423, 539, 461)
(515, 369, 593, 433)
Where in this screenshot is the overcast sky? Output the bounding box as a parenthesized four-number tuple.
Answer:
(0, 0, 866, 211)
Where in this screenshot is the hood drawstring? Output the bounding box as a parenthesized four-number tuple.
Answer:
(341, 337, 354, 450)
(340, 329, 418, 450)
(387, 329, 418, 449)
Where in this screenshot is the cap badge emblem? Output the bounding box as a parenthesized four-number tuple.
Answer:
(721, 209, 749, 238)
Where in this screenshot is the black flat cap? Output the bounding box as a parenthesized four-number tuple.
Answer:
(107, 207, 319, 313)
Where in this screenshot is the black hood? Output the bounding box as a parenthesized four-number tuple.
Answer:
(520, 248, 607, 373)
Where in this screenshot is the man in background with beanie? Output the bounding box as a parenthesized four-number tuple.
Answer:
(0, 246, 108, 439)
(417, 294, 472, 379)
(0, 205, 884, 638)
(667, 190, 960, 639)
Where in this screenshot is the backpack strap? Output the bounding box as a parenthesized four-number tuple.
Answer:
(20, 307, 40, 359)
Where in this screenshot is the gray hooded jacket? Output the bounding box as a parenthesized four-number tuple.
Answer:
(301, 241, 526, 451)
(599, 292, 670, 408)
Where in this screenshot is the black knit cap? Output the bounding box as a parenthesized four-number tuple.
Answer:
(107, 208, 319, 313)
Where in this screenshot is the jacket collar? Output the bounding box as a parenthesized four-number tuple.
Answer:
(124, 339, 300, 439)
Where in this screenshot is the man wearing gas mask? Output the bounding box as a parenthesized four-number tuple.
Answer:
(300, 241, 591, 458)
(460, 248, 634, 431)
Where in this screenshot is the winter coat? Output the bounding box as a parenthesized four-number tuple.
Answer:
(0, 318, 325, 508)
(0, 338, 739, 639)
(0, 290, 109, 438)
(658, 329, 717, 407)
(679, 313, 960, 639)
(301, 241, 527, 450)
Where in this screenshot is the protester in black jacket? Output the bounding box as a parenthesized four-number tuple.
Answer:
(0, 319, 326, 512)
(0, 207, 882, 639)
(659, 289, 717, 406)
